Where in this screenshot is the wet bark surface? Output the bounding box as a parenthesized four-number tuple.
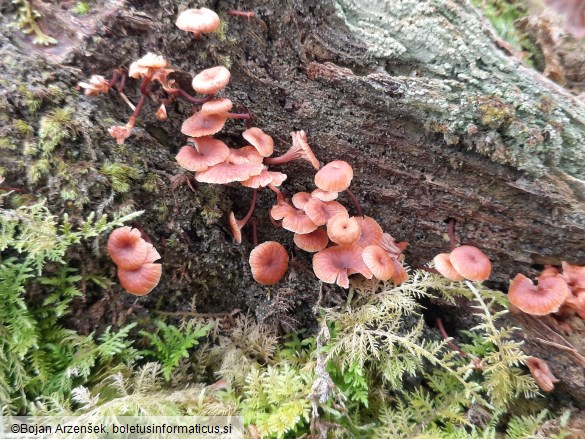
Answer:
(1, 0, 585, 409)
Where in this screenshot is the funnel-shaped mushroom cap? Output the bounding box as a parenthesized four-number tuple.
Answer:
(561, 261, 585, 290)
(243, 127, 274, 157)
(449, 245, 491, 281)
(181, 113, 227, 137)
(192, 66, 231, 95)
(195, 161, 264, 184)
(199, 98, 233, 115)
(78, 75, 110, 96)
(313, 244, 372, 288)
(433, 253, 464, 281)
(304, 198, 347, 226)
(176, 8, 220, 35)
(249, 241, 289, 285)
(118, 263, 162, 296)
(282, 208, 318, 234)
(291, 192, 312, 209)
(228, 146, 264, 165)
(290, 130, 320, 169)
(107, 227, 149, 270)
(311, 188, 338, 201)
(176, 138, 230, 172)
(315, 160, 353, 192)
(327, 213, 361, 245)
(294, 227, 329, 252)
(241, 167, 287, 188)
(508, 274, 570, 315)
(356, 216, 383, 247)
(362, 245, 394, 281)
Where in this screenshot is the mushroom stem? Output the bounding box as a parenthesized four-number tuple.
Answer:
(167, 87, 209, 104)
(226, 112, 251, 120)
(228, 10, 255, 20)
(116, 71, 127, 93)
(344, 188, 363, 217)
(448, 218, 457, 250)
(436, 317, 467, 357)
(107, 69, 122, 89)
(268, 213, 282, 228)
(237, 189, 258, 229)
(0, 186, 28, 193)
(127, 92, 148, 128)
(250, 217, 258, 248)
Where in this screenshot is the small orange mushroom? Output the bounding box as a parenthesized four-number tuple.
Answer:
(264, 130, 320, 169)
(326, 212, 361, 245)
(195, 161, 264, 184)
(175, 137, 230, 172)
(249, 241, 289, 285)
(107, 227, 149, 270)
(315, 160, 353, 192)
(362, 245, 394, 281)
(524, 357, 559, 392)
(191, 66, 231, 95)
(294, 227, 329, 252)
(433, 253, 464, 281)
(449, 245, 492, 282)
(508, 274, 570, 315)
(313, 244, 372, 288)
(242, 127, 274, 157)
(118, 263, 162, 296)
(176, 8, 221, 39)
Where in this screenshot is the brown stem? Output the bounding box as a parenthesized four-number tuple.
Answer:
(0, 186, 28, 193)
(127, 93, 148, 127)
(237, 189, 258, 228)
(436, 317, 467, 357)
(116, 72, 127, 93)
(107, 69, 121, 89)
(344, 188, 363, 217)
(269, 213, 282, 228)
(226, 112, 251, 120)
(167, 87, 209, 104)
(448, 218, 457, 250)
(228, 10, 255, 20)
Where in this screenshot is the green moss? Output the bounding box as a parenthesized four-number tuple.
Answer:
(0, 138, 16, 150)
(71, 1, 91, 15)
(142, 173, 165, 193)
(101, 162, 142, 193)
(38, 107, 77, 155)
(27, 158, 50, 183)
(13, 119, 34, 136)
(18, 84, 41, 113)
(477, 96, 515, 129)
(9, 0, 57, 45)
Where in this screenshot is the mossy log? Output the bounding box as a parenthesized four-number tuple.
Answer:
(1, 0, 584, 401)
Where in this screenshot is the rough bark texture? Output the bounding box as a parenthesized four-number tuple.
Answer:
(1, 0, 585, 404)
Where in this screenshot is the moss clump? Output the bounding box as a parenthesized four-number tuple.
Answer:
(38, 107, 77, 155)
(477, 96, 515, 129)
(101, 162, 142, 193)
(9, 0, 57, 45)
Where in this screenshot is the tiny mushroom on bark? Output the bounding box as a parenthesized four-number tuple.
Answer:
(107, 227, 149, 270)
(192, 66, 231, 95)
(315, 160, 354, 192)
(303, 198, 347, 226)
(524, 357, 559, 392)
(241, 166, 287, 188)
(118, 262, 162, 296)
(264, 130, 320, 169)
(312, 188, 338, 201)
(195, 161, 264, 184)
(77, 75, 110, 96)
(449, 245, 492, 282)
(176, 8, 221, 39)
(327, 212, 362, 245)
(293, 227, 329, 252)
(175, 137, 230, 172)
(313, 244, 372, 288)
(362, 245, 395, 281)
(249, 241, 289, 285)
(508, 273, 570, 315)
(356, 216, 384, 247)
(243, 127, 274, 157)
(433, 253, 465, 281)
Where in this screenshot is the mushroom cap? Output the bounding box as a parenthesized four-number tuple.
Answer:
(282, 208, 318, 234)
(228, 212, 243, 244)
(304, 198, 347, 226)
(433, 253, 464, 281)
(315, 160, 353, 192)
(128, 53, 167, 78)
(192, 66, 231, 95)
(380, 233, 407, 259)
(362, 245, 394, 281)
(243, 127, 274, 157)
(449, 245, 491, 282)
(118, 263, 162, 296)
(524, 357, 559, 392)
(271, 200, 296, 221)
(181, 112, 228, 137)
(290, 130, 320, 169)
(327, 213, 361, 245)
(108, 123, 133, 145)
(78, 75, 110, 96)
(561, 261, 585, 290)
(144, 243, 161, 263)
(311, 188, 338, 201)
(356, 216, 384, 247)
(294, 227, 329, 252)
(176, 138, 230, 172)
(313, 244, 372, 288)
(291, 192, 313, 209)
(391, 260, 409, 285)
(241, 166, 287, 188)
(249, 241, 289, 285)
(199, 98, 233, 115)
(176, 8, 221, 35)
(508, 273, 570, 315)
(228, 146, 264, 164)
(195, 161, 264, 184)
(107, 227, 149, 270)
